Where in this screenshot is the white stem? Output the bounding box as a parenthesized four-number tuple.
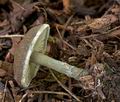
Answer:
(31, 52, 89, 80)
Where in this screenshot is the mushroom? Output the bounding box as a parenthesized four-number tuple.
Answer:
(13, 24, 89, 87)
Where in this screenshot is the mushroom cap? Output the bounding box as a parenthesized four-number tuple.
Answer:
(13, 24, 50, 87)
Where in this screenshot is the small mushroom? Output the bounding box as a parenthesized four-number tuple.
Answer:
(13, 24, 89, 87)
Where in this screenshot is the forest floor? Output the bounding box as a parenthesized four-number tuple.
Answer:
(0, 0, 120, 102)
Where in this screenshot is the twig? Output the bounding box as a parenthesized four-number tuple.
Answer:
(103, 25, 120, 34)
(103, 4, 114, 16)
(79, 25, 120, 39)
(0, 35, 24, 38)
(56, 26, 77, 51)
(8, 80, 16, 101)
(54, 23, 73, 31)
(19, 93, 28, 102)
(61, 14, 74, 37)
(39, 8, 48, 22)
(49, 69, 81, 102)
(19, 90, 69, 102)
(10, 0, 25, 10)
(80, 34, 100, 39)
(82, 39, 93, 48)
(31, 91, 69, 96)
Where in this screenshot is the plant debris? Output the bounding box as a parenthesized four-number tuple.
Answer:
(0, 0, 120, 102)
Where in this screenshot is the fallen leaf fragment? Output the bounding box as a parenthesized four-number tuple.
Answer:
(0, 68, 7, 77)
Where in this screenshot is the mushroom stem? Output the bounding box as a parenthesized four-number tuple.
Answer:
(31, 51, 89, 80)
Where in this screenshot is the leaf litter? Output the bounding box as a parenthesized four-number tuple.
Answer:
(0, 0, 120, 101)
